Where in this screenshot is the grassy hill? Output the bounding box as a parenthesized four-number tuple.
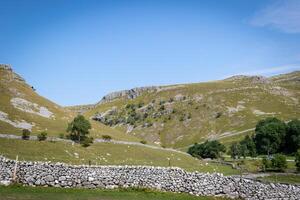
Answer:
(0, 64, 139, 142)
(85, 71, 300, 149)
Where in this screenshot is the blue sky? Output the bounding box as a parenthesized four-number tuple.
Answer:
(1, 0, 300, 106)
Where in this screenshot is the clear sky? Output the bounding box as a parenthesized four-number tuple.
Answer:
(1, 0, 300, 106)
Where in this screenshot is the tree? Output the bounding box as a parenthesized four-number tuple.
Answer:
(229, 142, 241, 159)
(67, 115, 91, 143)
(37, 131, 47, 141)
(271, 154, 287, 172)
(22, 129, 30, 140)
(295, 149, 300, 172)
(285, 119, 300, 153)
(240, 135, 257, 157)
(188, 140, 226, 159)
(254, 118, 286, 155)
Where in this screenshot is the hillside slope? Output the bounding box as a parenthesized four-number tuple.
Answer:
(85, 71, 300, 148)
(0, 64, 138, 141)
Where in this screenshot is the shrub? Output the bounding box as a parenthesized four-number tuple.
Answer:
(262, 154, 287, 172)
(37, 131, 47, 141)
(140, 140, 147, 144)
(215, 112, 222, 119)
(262, 156, 271, 172)
(271, 154, 287, 172)
(188, 140, 226, 159)
(159, 105, 165, 111)
(187, 113, 192, 119)
(137, 102, 144, 108)
(58, 133, 64, 139)
(102, 135, 112, 141)
(179, 115, 184, 121)
(295, 149, 300, 172)
(22, 129, 30, 140)
(81, 137, 93, 147)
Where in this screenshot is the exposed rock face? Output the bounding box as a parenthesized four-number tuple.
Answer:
(0, 64, 25, 83)
(10, 98, 54, 119)
(225, 75, 270, 84)
(0, 111, 34, 130)
(0, 64, 12, 71)
(1, 156, 299, 200)
(97, 86, 160, 105)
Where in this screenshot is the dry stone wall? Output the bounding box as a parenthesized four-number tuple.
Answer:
(0, 156, 299, 200)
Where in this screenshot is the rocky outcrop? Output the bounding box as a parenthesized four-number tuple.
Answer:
(224, 75, 270, 84)
(0, 156, 299, 199)
(0, 64, 25, 83)
(97, 86, 160, 105)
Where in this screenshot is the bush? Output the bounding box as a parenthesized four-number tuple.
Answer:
(188, 140, 226, 159)
(262, 154, 287, 172)
(140, 140, 147, 144)
(271, 154, 287, 172)
(22, 129, 30, 140)
(58, 133, 64, 139)
(37, 131, 47, 141)
(215, 112, 222, 118)
(295, 149, 300, 172)
(102, 135, 112, 141)
(262, 156, 271, 172)
(81, 137, 93, 147)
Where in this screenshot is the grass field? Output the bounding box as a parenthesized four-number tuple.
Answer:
(0, 138, 239, 175)
(257, 174, 300, 185)
(0, 185, 233, 200)
(223, 157, 297, 173)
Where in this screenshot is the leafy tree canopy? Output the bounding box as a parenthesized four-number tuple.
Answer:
(254, 117, 286, 155)
(188, 140, 226, 159)
(285, 119, 300, 153)
(67, 115, 91, 143)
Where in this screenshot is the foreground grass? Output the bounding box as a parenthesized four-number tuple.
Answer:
(0, 185, 231, 200)
(258, 174, 300, 185)
(0, 138, 238, 175)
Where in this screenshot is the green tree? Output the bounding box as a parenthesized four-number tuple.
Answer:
(67, 115, 91, 143)
(188, 140, 226, 159)
(285, 119, 300, 153)
(240, 135, 257, 157)
(295, 149, 300, 172)
(229, 142, 241, 159)
(254, 118, 286, 155)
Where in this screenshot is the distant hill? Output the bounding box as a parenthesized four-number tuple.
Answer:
(83, 71, 300, 148)
(0, 64, 138, 142)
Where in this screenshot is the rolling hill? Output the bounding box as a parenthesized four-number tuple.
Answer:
(83, 71, 300, 149)
(0, 64, 138, 141)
